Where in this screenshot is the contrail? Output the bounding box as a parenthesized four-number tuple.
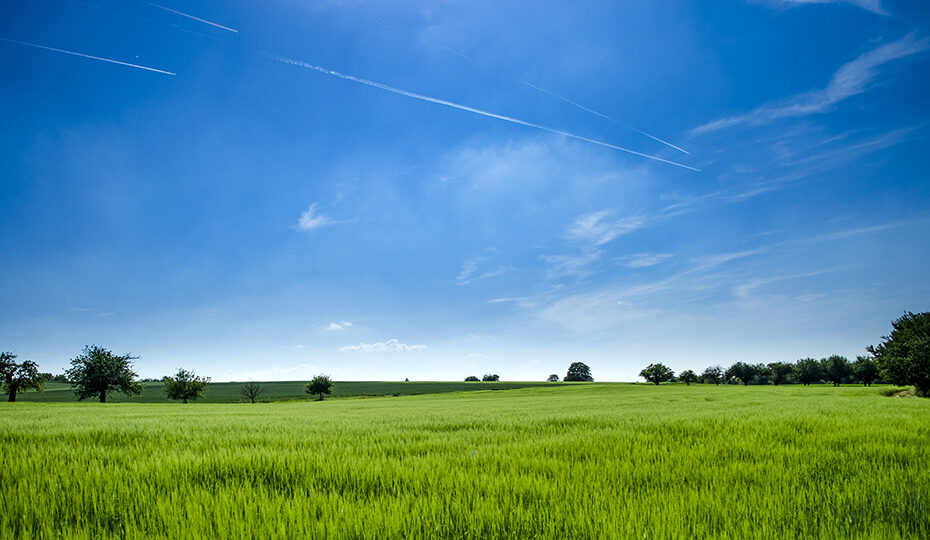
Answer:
(265, 53, 699, 171)
(146, 2, 238, 33)
(521, 81, 691, 155)
(0, 37, 175, 75)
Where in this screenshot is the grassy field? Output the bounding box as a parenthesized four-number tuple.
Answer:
(2, 384, 928, 538)
(17, 380, 565, 403)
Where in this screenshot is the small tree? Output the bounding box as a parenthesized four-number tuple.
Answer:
(464, 375, 480, 382)
(241, 381, 265, 403)
(767, 362, 794, 385)
(725, 362, 757, 386)
(547, 374, 560, 382)
(793, 358, 823, 386)
(640, 363, 674, 385)
(66, 345, 142, 403)
(678, 369, 698, 385)
(820, 355, 852, 387)
(306, 374, 333, 401)
(1, 352, 44, 402)
(565, 362, 593, 382)
(701, 365, 723, 385)
(163, 368, 210, 403)
(482, 373, 500, 382)
(868, 311, 930, 397)
(853, 355, 879, 387)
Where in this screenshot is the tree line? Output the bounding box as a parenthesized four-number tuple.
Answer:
(638, 355, 879, 386)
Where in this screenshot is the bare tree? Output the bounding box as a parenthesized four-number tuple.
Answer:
(241, 381, 265, 403)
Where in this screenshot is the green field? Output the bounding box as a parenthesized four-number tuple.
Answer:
(16, 380, 565, 403)
(2, 384, 928, 538)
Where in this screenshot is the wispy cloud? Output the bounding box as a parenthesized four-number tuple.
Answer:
(0, 37, 175, 75)
(326, 321, 353, 331)
(540, 250, 603, 280)
(456, 257, 512, 285)
(692, 34, 929, 134)
(762, 0, 888, 16)
(618, 253, 674, 269)
(295, 203, 340, 232)
(340, 339, 427, 352)
(566, 210, 648, 246)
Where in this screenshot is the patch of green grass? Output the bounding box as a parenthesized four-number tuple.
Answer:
(2, 384, 928, 538)
(18, 380, 566, 403)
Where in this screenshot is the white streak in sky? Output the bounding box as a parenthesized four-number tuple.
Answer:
(521, 81, 691, 155)
(146, 2, 238, 33)
(265, 53, 700, 172)
(0, 37, 175, 75)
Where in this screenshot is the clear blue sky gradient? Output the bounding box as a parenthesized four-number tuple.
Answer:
(1, 0, 928, 381)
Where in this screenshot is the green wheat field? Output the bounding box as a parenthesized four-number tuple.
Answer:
(2, 383, 928, 538)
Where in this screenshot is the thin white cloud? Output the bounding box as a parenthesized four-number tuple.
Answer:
(340, 339, 427, 352)
(566, 210, 648, 246)
(456, 257, 513, 285)
(326, 321, 353, 331)
(692, 34, 929, 134)
(540, 250, 603, 280)
(618, 253, 674, 269)
(296, 203, 337, 232)
(765, 0, 887, 16)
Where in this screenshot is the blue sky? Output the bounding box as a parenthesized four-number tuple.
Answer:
(1, 0, 928, 382)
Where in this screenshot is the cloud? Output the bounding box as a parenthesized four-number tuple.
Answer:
(618, 253, 673, 269)
(295, 203, 337, 231)
(763, 0, 888, 15)
(326, 321, 353, 331)
(566, 210, 648, 246)
(340, 339, 427, 352)
(692, 34, 929, 134)
(456, 257, 512, 285)
(540, 250, 603, 280)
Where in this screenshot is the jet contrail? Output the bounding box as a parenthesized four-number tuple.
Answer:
(0, 37, 175, 75)
(265, 53, 699, 171)
(521, 81, 691, 155)
(146, 2, 238, 33)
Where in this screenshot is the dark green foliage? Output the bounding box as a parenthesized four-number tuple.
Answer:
(678, 369, 698, 385)
(868, 311, 930, 397)
(464, 376, 480, 382)
(163, 368, 210, 404)
(565, 362, 594, 382)
(306, 374, 333, 401)
(241, 381, 265, 403)
(1, 352, 44, 402)
(482, 374, 500, 382)
(639, 363, 674, 385)
(767, 362, 793, 385)
(793, 358, 823, 386)
(725, 362, 757, 386)
(701, 365, 723, 385)
(546, 374, 560, 382)
(820, 355, 852, 387)
(853, 355, 879, 386)
(65, 345, 142, 403)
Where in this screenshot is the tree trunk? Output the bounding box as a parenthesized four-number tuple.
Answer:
(8, 387, 16, 402)
(100, 390, 107, 403)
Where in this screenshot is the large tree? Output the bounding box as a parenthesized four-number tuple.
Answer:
(793, 358, 823, 386)
(564, 362, 594, 382)
(1, 352, 44, 402)
(868, 311, 930, 397)
(306, 374, 333, 401)
(853, 355, 879, 387)
(767, 362, 794, 385)
(66, 345, 143, 403)
(820, 355, 852, 387)
(163, 368, 210, 403)
(701, 365, 723, 385)
(678, 369, 698, 386)
(639, 363, 674, 385)
(725, 362, 757, 386)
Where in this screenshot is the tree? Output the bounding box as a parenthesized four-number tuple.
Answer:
(678, 369, 698, 385)
(482, 373, 500, 382)
(1, 352, 44, 402)
(639, 363, 674, 385)
(868, 311, 930, 397)
(565, 362, 593, 382)
(820, 355, 852, 387)
(241, 381, 265, 403)
(725, 362, 757, 386)
(65, 345, 142, 403)
(464, 375, 480, 382)
(767, 362, 794, 385)
(163, 368, 210, 403)
(793, 358, 823, 386)
(701, 365, 723, 385)
(306, 374, 333, 401)
(853, 355, 879, 387)
(547, 374, 560, 382)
